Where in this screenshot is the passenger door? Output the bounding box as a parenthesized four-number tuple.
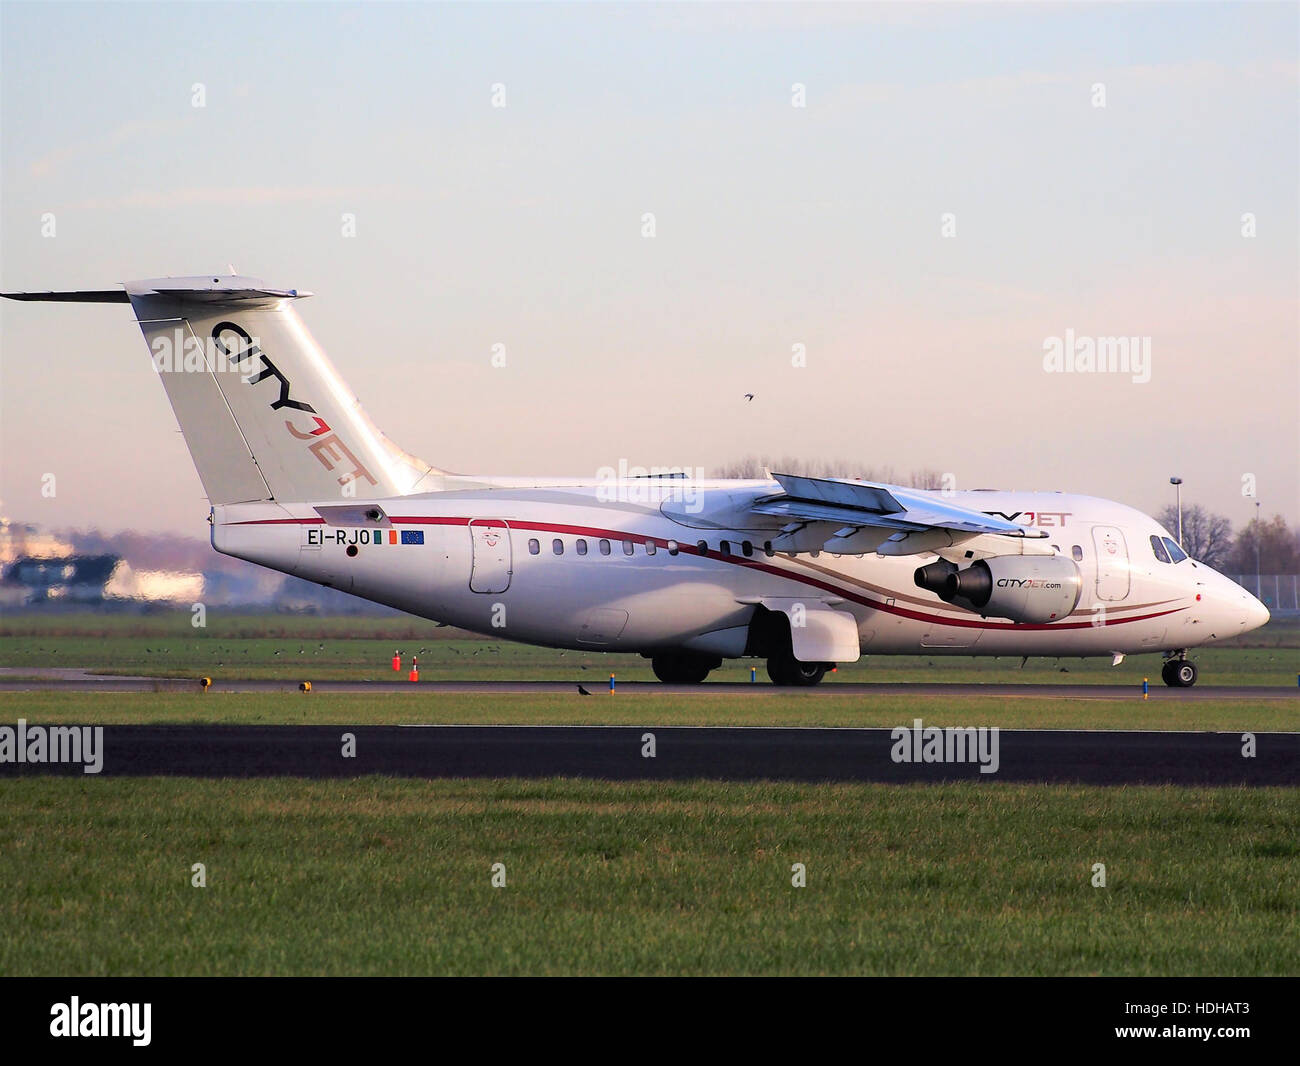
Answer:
(1091, 525, 1130, 601)
(469, 519, 512, 593)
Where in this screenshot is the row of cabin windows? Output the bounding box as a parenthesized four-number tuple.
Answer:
(528, 537, 642, 557)
(528, 534, 1184, 566)
(526, 537, 779, 559)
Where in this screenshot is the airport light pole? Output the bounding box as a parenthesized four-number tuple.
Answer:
(1169, 477, 1183, 547)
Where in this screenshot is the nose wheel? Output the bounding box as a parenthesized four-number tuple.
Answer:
(1161, 657, 1198, 688)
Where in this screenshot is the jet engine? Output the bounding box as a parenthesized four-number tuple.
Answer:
(914, 555, 1082, 624)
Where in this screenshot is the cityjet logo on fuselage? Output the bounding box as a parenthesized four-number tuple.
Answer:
(210, 321, 379, 492)
(984, 511, 1072, 528)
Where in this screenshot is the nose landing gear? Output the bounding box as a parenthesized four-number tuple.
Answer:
(1161, 655, 1198, 688)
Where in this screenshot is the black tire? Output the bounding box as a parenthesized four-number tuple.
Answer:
(1162, 659, 1197, 687)
(765, 657, 792, 685)
(766, 653, 828, 687)
(652, 654, 714, 685)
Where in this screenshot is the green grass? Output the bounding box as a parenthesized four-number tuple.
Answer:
(2, 690, 1297, 730)
(1, 614, 1298, 684)
(0, 777, 1294, 976)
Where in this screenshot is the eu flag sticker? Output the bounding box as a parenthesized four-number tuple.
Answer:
(400, 530, 425, 545)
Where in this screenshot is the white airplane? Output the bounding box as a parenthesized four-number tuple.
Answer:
(4, 275, 1270, 687)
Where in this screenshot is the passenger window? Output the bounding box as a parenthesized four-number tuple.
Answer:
(1150, 535, 1170, 564)
(1163, 537, 1188, 563)
(552, 539, 564, 556)
(697, 540, 708, 554)
(599, 539, 611, 556)
(576, 539, 587, 556)
(763, 541, 774, 558)
(1051, 544, 1060, 554)
(742, 541, 753, 557)
(667, 540, 679, 556)
(527, 538, 539, 555)
(623, 540, 634, 556)
(645, 541, 656, 556)
(1071, 545, 1083, 562)
(720, 539, 731, 555)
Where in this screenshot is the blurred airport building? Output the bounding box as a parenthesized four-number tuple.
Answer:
(0, 517, 392, 613)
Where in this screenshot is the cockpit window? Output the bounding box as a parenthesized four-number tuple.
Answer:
(1150, 535, 1171, 564)
(1163, 537, 1188, 563)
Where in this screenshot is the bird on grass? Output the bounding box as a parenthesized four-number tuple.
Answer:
(577, 685, 591, 696)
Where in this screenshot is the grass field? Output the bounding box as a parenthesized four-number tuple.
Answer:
(1, 612, 1294, 978)
(2, 690, 1296, 730)
(2, 611, 1298, 686)
(0, 777, 1294, 976)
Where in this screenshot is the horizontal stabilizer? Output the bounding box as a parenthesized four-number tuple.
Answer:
(2, 290, 129, 302)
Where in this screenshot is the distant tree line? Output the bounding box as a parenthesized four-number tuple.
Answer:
(1153, 504, 1299, 572)
(716, 455, 943, 489)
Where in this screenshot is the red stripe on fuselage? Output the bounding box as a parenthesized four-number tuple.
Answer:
(226, 514, 1187, 632)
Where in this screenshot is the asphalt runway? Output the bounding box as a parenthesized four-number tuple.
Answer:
(0, 724, 1296, 785)
(0, 672, 1296, 701)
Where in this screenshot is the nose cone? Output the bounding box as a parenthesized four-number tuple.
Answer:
(1199, 567, 1271, 637)
(1217, 572, 1270, 633)
(1243, 590, 1271, 633)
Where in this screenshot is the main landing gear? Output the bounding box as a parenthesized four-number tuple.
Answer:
(649, 651, 831, 686)
(765, 651, 829, 687)
(1161, 654, 1198, 688)
(651, 653, 721, 684)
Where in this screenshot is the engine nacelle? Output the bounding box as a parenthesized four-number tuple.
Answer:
(914, 554, 1082, 624)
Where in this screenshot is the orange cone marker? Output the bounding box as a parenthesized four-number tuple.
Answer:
(409, 656, 419, 683)
(392, 650, 401, 671)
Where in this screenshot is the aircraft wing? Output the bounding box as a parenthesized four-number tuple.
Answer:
(752, 472, 1046, 554)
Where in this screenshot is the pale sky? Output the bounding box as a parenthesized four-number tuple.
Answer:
(2, 1, 1296, 537)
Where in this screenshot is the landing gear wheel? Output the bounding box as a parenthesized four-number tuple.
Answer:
(1162, 659, 1198, 688)
(766, 654, 829, 687)
(651, 654, 715, 685)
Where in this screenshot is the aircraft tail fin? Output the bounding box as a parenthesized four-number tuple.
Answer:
(6, 275, 439, 505)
